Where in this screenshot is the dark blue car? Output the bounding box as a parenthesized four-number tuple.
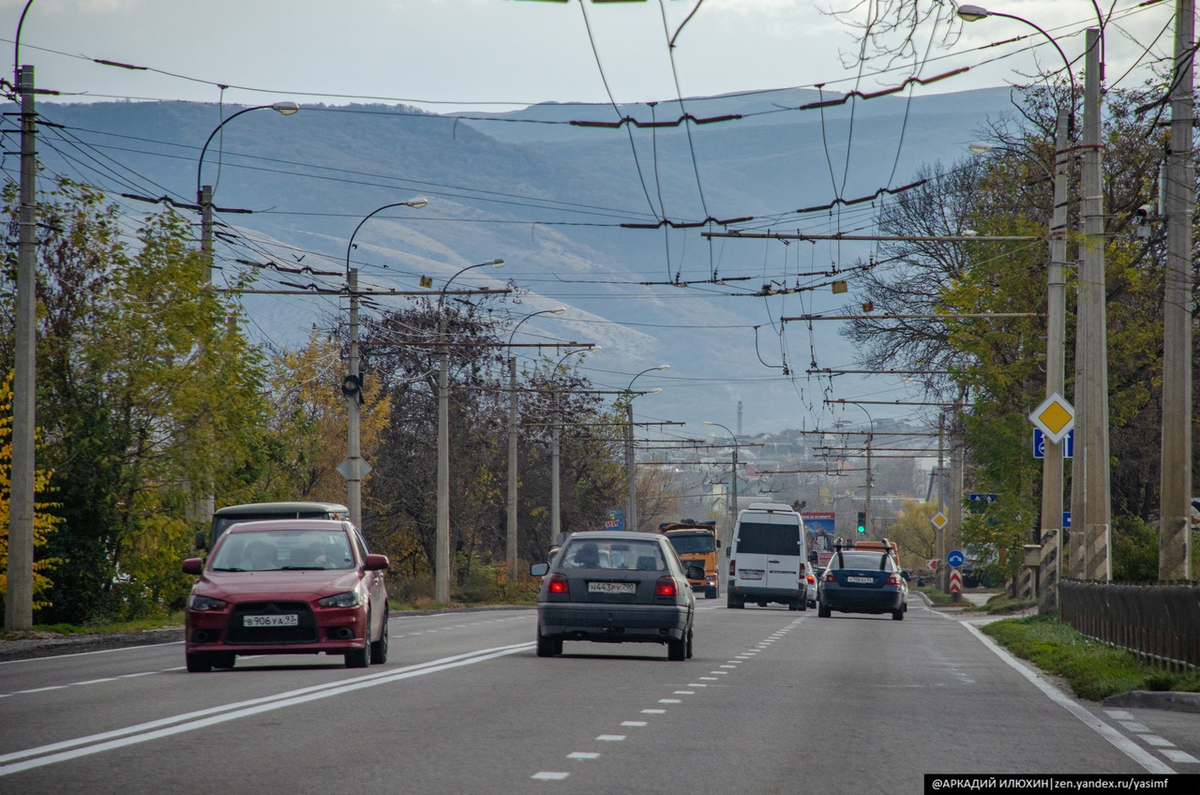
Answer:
(817, 549, 907, 620)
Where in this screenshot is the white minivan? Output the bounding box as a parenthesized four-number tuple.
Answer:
(726, 502, 809, 610)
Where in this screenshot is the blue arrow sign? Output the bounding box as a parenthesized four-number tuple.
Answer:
(947, 549, 965, 568)
(1034, 428, 1074, 459)
(1063, 512, 1071, 529)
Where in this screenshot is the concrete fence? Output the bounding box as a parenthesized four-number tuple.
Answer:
(1059, 580, 1200, 670)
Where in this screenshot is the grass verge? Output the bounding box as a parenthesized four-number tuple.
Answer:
(980, 611, 1200, 701)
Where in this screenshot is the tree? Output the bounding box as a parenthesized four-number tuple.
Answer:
(0, 372, 63, 613)
(888, 498, 937, 571)
(251, 331, 391, 503)
(0, 178, 273, 622)
(362, 297, 622, 583)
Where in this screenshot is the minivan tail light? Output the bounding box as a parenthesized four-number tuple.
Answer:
(654, 577, 678, 598)
(729, 559, 736, 577)
(548, 573, 569, 594)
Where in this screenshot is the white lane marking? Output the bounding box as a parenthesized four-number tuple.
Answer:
(0, 641, 183, 666)
(641, 709, 665, 714)
(1120, 721, 1150, 733)
(719, 664, 737, 669)
(699, 676, 719, 681)
(1105, 710, 1136, 720)
(595, 735, 625, 741)
(658, 699, 681, 704)
(73, 678, 117, 686)
(1143, 736, 1176, 748)
(709, 671, 729, 675)
(686, 683, 707, 688)
(567, 752, 599, 760)
(1161, 750, 1200, 764)
(961, 622, 1174, 775)
(0, 642, 533, 776)
(3, 686, 66, 697)
(531, 772, 569, 780)
(673, 691, 694, 695)
(621, 721, 647, 727)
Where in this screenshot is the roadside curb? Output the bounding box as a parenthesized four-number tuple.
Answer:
(1102, 690, 1200, 714)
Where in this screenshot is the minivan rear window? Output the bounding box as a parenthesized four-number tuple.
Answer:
(736, 522, 801, 555)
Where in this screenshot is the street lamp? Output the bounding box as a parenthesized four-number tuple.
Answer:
(505, 308, 566, 578)
(195, 101, 300, 284)
(342, 198, 429, 532)
(703, 421, 739, 543)
(957, 5, 1077, 131)
(624, 365, 669, 532)
(549, 348, 592, 545)
(436, 258, 505, 603)
(189, 100, 300, 534)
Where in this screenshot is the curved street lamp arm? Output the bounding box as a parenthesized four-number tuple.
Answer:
(345, 199, 428, 278)
(14, 0, 35, 84)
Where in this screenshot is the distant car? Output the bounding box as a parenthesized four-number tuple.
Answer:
(530, 531, 700, 661)
(817, 549, 907, 620)
(806, 569, 820, 608)
(181, 519, 390, 672)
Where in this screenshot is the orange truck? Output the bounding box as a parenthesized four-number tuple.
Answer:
(658, 520, 721, 599)
(853, 538, 901, 568)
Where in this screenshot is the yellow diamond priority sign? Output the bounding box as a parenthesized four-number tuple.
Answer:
(930, 512, 948, 530)
(1029, 392, 1075, 444)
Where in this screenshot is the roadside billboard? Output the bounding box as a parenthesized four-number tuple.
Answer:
(802, 512, 836, 565)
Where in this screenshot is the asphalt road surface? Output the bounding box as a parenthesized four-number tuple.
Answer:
(2, 600, 1197, 794)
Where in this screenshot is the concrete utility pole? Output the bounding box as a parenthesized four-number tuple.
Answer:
(6, 63, 36, 631)
(937, 413, 946, 592)
(1159, 0, 1194, 581)
(1079, 28, 1111, 581)
(436, 259, 505, 604)
(704, 421, 739, 547)
(345, 269, 364, 530)
(342, 197, 426, 532)
(1038, 109, 1071, 609)
(949, 401, 964, 601)
(624, 365, 668, 532)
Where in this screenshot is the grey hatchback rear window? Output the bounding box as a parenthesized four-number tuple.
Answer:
(560, 539, 666, 571)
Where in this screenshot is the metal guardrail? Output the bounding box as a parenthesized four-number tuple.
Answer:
(1059, 580, 1200, 670)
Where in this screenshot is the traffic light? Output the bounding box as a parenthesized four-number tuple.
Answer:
(856, 511, 866, 534)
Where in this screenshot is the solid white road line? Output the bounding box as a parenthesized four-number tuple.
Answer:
(0, 642, 533, 777)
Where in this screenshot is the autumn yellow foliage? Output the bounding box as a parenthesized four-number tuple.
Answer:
(0, 372, 63, 610)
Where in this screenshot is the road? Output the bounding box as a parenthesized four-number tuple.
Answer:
(2, 600, 1197, 794)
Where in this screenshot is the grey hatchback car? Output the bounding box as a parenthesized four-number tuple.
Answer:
(530, 531, 701, 661)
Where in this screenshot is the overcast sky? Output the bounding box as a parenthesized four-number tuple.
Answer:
(2, 1, 1178, 112)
